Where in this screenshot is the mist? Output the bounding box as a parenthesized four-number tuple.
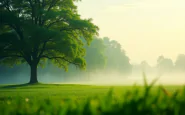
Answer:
(1, 64, 185, 86)
(1, 37, 185, 86)
(52, 72, 185, 86)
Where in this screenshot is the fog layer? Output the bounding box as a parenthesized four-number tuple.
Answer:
(52, 72, 185, 86)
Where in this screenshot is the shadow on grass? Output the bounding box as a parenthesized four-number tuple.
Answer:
(0, 83, 41, 89)
(0, 82, 95, 89)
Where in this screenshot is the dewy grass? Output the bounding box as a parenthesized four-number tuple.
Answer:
(0, 74, 185, 115)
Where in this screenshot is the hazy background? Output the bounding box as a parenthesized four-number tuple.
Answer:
(76, 0, 185, 66)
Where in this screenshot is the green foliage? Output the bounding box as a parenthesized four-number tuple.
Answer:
(39, 37, 132, 78)
(174, 54, 185, 71)
(0, 76, 185, 115)
(84, 37, 106, 72)
(103, 37, 132, 74)
(157, 55, 174, 75)
(0, 0, 98, 82)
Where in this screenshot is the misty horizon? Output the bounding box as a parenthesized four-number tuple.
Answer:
(76, 0, 185, 66)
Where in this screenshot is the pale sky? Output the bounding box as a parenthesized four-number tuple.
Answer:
(76, 0, 185, 66)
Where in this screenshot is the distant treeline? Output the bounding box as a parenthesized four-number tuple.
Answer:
(0, 37, 132, 83)
(1, 36, 185, 83)
(133, 54, 185, 76)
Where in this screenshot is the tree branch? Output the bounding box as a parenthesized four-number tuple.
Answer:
(37, 34, 57, 59)
(47, 0, 58, 12)
(28, 0, 34, 23)
(53, 58, 67, 69)
(42, 0, 59, 25)
(40, 55, 80, 66)
(0, 54, 23, 60)
(38, 40, 48, 59)
(4, 0, 12, 12)
(46, 19, 65, 28)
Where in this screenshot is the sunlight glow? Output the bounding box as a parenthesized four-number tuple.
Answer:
(77, 0, 185, 66)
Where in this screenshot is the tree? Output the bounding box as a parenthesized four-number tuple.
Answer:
(174, 54, 185, 72)
(84, 37, 106, 79)
(103, 37, 132, 75)
(140, 61, 151, 71)
(84, 37, 106, 72)
(156, 55, 173, 74)
(0, 0, 99, 84)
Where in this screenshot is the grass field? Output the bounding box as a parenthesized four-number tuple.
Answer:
(0, 80, 185, 115)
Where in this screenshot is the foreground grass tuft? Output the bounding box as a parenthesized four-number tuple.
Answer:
(0, 77, 184, 115)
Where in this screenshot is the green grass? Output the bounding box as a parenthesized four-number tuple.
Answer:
(0, 81, 185, 115)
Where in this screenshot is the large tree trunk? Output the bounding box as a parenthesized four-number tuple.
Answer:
(29, 63, 38, 84)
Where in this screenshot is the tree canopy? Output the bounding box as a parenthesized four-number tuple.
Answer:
(157, 55, 173, 74)
(0, 0, 99, 83)
(103, 37, 132, 75)
(174, 54, 185, 72)
(84, 37, 106, 72)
